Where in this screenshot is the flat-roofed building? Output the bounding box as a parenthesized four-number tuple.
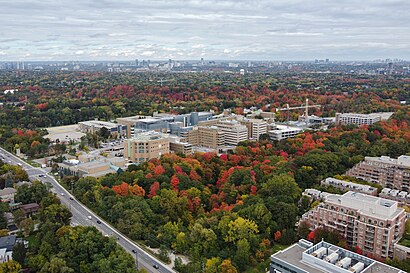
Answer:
(116, 115, 148, 137)
(268, 124, 303, 141)
(169, 140, 193, 156)
(321, 177, 378, 196)
(335, 112, 393, 126)
(380, 188, 410, 206)
(134, 118, 169, 133)
(124, 131, 170, 164)
(300, 191, 406, 260)
(346, 155, 410, 191)
(180, 126, 224, 151)
(78, 120, 127, 137)
(58, 160, 118, 178)
(238, 118, 268, 140)
(270, 239, 405, 273)
(216, 120, 248, 146)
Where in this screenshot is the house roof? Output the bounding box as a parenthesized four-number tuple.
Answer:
(20, 203, 40, 212)
(0, 188, 17, 196)
(0, 235, 16, 251)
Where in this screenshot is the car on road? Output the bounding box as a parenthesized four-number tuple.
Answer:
(152, 264, 159, 269)
(61, 193, 65, 196)
(38, 174, 45, 177)
(96, 220, 101, 224)
(88, 216, 92, 220)
(69, 197, 74, 200)
(132, 249, 137, 253)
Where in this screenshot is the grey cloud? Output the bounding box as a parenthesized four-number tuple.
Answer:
(0, 0, 409, 60)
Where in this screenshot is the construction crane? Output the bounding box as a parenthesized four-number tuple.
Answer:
(275, 99, 321, 122)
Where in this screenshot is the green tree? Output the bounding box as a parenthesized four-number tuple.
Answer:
(225, 217, 258, 243)
(12, 242, 26, 265)
(40, 257, 74, 273)
(234, 239, 250, 271)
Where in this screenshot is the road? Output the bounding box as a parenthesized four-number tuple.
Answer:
(0, 148, 177, 273)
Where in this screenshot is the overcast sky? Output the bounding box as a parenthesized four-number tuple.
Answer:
(0, 0, 409, 61)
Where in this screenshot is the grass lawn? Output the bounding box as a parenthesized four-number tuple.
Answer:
(399, 238, 410, 248)
(26, 233, 40, 252)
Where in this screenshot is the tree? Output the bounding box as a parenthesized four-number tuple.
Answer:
(12, 209, 26, 228)
(259, 174, 301, 203)
(218, 259, 238, 273)
(225, 217, 258, 243)
(0, 260, 22, 273)
(39, 257, 74, 273)
(234, 239, 250, 271)
(297, 220, 311, 239)
(98, 127, 111, 140)
(205, 257, 221, 273)
(158, 245, 170, 263)
(40, 204, 72, 226)
(12, 242, 26, 265)
(19, 218, 34, 236)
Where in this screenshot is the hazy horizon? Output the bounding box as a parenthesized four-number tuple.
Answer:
(1, 0, 409, 61)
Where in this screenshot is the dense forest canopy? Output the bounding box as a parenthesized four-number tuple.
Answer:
(0, 71, 409, 128)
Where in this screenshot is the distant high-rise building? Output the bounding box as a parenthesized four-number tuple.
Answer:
(346, 155, 410, 191)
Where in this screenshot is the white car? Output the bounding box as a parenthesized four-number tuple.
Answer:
(61, 193, 65, 196)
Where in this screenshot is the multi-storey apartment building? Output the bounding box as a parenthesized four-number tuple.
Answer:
(124, 132, 170, 164)
(321, 177, 378, 196)
(300, 191, 406, 260)
(346, 155, 410, 191)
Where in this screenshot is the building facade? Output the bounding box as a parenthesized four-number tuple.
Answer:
(321, 177, 378, 196)
(124, 132, 170, 164)
(216, 120, 248, 146)
(116, 115, 147, 137)
(78, 120, 127, 137)
(268, 125, 303, 141)
(238, 118, 268, 140)
(180, 126, 225, 150)
(346, 155, 410, 191)
(335, 112, 393, 126)
(300, 191, 406, 260)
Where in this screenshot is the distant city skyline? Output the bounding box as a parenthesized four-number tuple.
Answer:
(1, 0, 409, 61)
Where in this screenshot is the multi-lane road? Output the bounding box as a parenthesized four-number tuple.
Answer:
(0, 147, 176, 273)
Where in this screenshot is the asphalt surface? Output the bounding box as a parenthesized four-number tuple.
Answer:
(0, 147, 177, 273)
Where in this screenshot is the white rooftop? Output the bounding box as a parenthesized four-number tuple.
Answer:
(79, 120, 118, 128)
(325, 191, 403, 220)
(365, 155, 410, 168)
